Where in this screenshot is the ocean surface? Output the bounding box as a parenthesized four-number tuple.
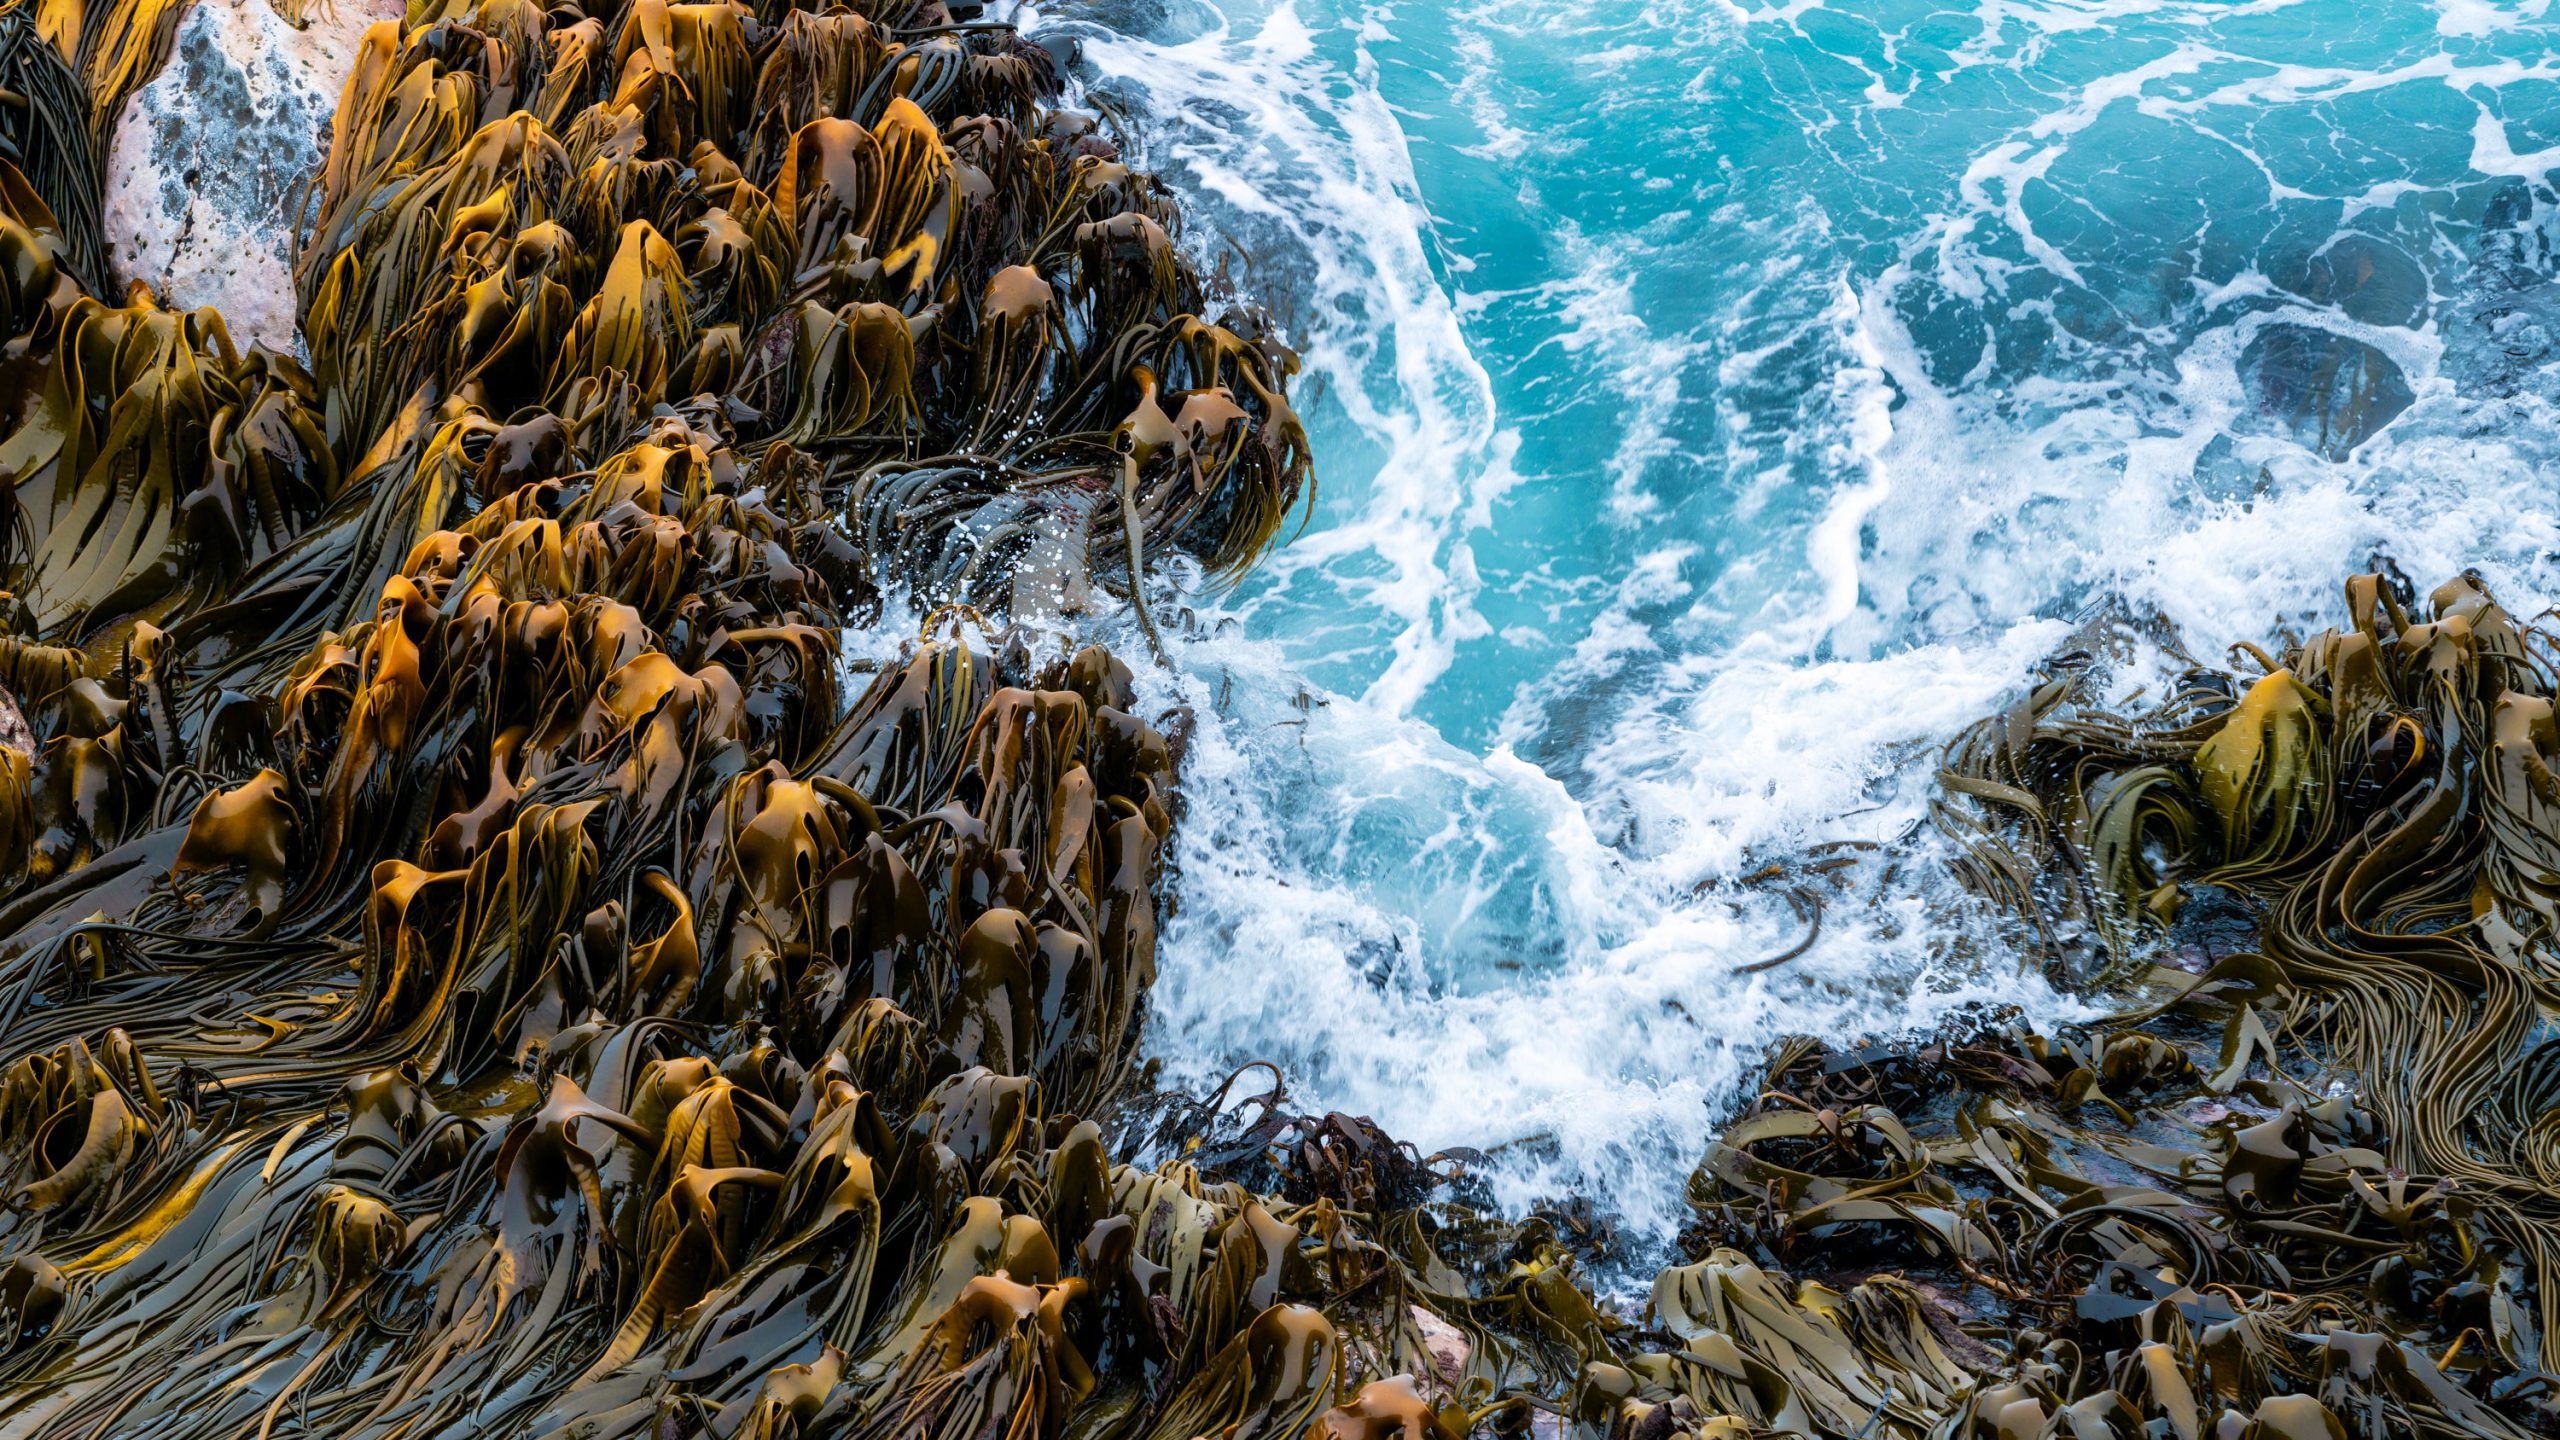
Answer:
(1012, 0, 2560, 1234)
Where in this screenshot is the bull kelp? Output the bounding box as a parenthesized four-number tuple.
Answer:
(1541, 570, 2560, 1439)
(0, 0, 2557, 1435)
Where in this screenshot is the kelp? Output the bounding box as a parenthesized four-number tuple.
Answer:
(1128, 564, 2560, 1440)
(0, 6, 100, 290)
(0, 0, 186, 297)
(1602, 563, 2560, 1439)
(1243, 565, 2560, 1436)
(0, 1, 1580, 1437)
(2, 0, 2551, 1431)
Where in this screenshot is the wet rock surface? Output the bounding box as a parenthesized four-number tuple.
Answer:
(2276, 234, 2430, 329)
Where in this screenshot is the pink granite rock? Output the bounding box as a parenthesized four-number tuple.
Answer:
(1410, 1304, 1469, 1392)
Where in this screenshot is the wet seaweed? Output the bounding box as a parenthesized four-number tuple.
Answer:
(0, 2, 1603, 1437)
(0, 5, 101, 291)
(1570, 572, 2560, 1437)
(0, 0, 2553, 1429)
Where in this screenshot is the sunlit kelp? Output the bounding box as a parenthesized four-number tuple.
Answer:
(1666, 564, 2560, 1437)
(1480, 569, 2560, 1439)
(3, 0, 2555, 1430)
(0, 0, 1600, 1435)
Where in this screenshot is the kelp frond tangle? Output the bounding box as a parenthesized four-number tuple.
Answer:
(1, 0, 2557, 1431)
(1419, 569, 2560, 1440)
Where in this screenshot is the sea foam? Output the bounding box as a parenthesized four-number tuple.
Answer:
(1020, 0, 2560, 1239)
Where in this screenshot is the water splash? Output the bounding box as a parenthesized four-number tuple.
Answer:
(1032, 0, 2560, 1229)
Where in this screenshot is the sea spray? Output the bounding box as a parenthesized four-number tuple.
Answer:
(1043, 0, 2560, 1222)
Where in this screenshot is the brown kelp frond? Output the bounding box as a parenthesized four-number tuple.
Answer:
(0, 288, 261, 640)
(1611, 564, 2550, 1438)
(270, 0, 1307, 629)
(1306, 566, 2560, 1440)
(61, 0, 185, 147)
(59, 518, 2560, 1437)
(0, 12, 101, 290)
(0, 393, 1530, 1436)
(1607, 990, 2550, 1439)
(0, 0, 1311, 672)
(0, 0, 1362, 1422)
(45, 0, 2560, 1437)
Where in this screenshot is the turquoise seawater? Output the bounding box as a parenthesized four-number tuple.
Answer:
(1021, 0, 2560, 1226)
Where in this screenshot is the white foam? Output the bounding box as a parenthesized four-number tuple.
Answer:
(1036, 0, 2560, 1240)
(1124, 609, 2091, 1241)
(2436, 0, 2551, 37)
(2469, 103, 2560, 180)
(1044, 0, 1513, 722)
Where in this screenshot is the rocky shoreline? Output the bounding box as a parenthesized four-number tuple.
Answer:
(0, 0, 2554, 1436)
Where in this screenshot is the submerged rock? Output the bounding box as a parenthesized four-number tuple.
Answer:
(2442, 285, 2560, 404)
(2279, 234, 2429, 329)
(2186, 432, 2268, 505)
(2237, 321, 2414, 460)
(100, 0, 396, 353)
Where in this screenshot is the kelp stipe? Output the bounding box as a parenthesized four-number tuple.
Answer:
(0, 9, 103, 291)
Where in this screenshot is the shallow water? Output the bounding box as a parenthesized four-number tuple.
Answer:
(1021, 0, 2560, 1231)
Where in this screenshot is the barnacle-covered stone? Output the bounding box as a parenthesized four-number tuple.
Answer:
(101, 0, 401, 353)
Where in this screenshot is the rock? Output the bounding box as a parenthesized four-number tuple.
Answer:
(2187, 433, 2268, 506)
(1409, 1304, 1468, 1393)
(100, 0, 398, 354)
(0, 685, 27, 758)
(2237, 322, 2414, 461)
(2279, 235, 2428, 330)
(2445, 288, 2560, 402)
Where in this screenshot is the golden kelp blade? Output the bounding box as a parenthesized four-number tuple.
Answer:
(1849, 566, 2560, 1437)
(1, 0, 2552, 1428)
(0, 0, 1457, 1436)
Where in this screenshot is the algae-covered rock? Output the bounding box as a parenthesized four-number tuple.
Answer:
(100, 0, 397, 353)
